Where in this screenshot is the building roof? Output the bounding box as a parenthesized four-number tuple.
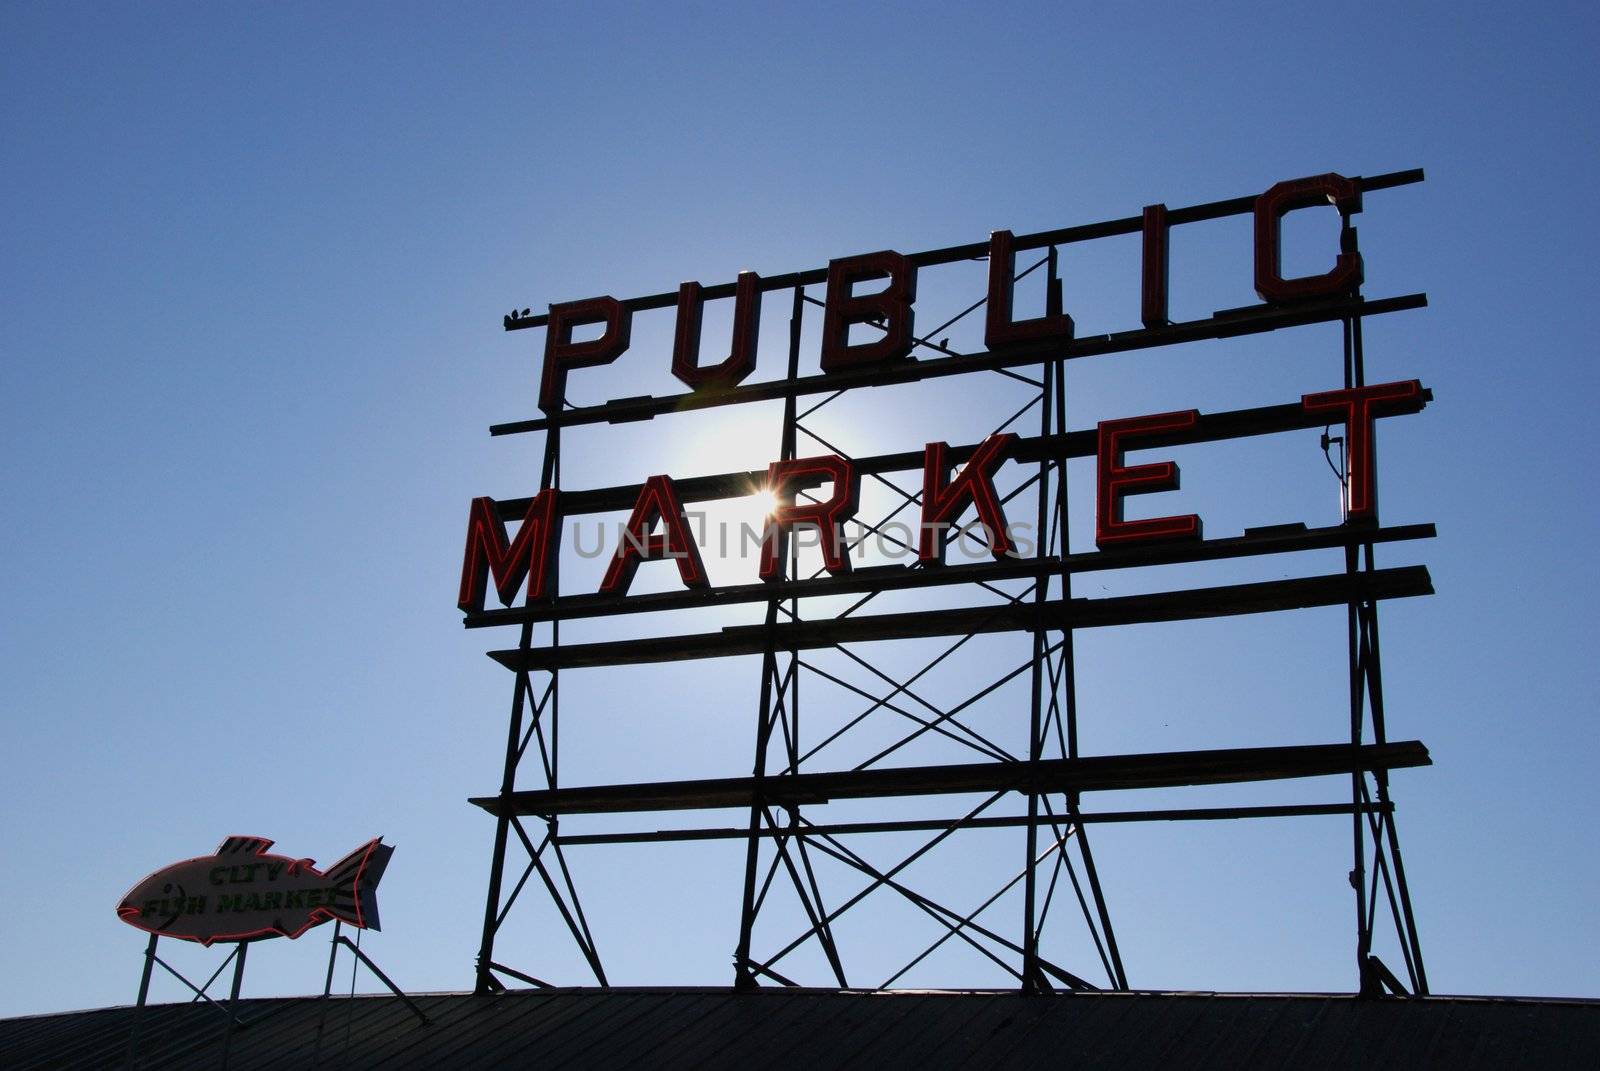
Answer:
(4, 988, 1598, 1069)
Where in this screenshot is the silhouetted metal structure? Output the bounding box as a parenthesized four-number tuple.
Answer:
(465, 168, 1433, 997)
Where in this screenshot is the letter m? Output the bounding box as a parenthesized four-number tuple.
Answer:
(458, 491, 560, 612)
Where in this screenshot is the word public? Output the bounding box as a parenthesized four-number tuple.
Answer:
(529, 173, 1367, 412)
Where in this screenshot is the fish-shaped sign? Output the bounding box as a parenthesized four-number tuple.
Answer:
(116, 836, 394, 945)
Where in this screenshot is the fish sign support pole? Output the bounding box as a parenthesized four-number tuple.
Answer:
(322, 920, 345, 997)
(218, 941, 249, 1071)
(135, 932, 158, 1007)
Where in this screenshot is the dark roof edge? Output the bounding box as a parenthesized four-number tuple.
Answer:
(7, 986, 1600, 1023)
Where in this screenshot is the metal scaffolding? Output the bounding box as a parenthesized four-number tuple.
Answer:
(467, 169, 1432, 998)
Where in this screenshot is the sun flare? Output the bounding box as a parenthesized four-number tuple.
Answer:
(750, 488, 780, 517)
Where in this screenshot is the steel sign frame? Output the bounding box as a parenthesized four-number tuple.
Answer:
(464, 168, 1433, 998)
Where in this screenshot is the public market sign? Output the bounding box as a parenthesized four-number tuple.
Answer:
(460, 172, 1426, 616)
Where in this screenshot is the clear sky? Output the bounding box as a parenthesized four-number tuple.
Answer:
(2, 1, 1596, 1017)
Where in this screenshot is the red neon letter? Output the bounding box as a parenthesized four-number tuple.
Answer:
(1141, 204, 1170, 328)
(1096, 411, 1201, 548)
(599, 475, 708, 596)
(539, 296, 632, 413)
(1301, 380, 1423, 520)
(919, 434, 1018, 563)
(672, 271, 762, 390)
(1253, 174, 1363, 304)
(820, 251, 917, 371)
(458, 491, 560, 611)
(985, 231, 1073, 349)
(759, 455, 859, 580)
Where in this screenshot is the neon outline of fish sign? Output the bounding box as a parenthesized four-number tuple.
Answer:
(115, 835, 393, 946)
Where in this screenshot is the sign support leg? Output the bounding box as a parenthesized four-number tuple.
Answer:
(475, 426, 563, 994)
(322, 920, 344, 997)
(218, 941, 248, 1071)
(135, 932, 157, 1007)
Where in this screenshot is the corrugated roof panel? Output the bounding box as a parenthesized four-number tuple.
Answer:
(646, 991, 783, 1068)
(613, 991, 737, 1067)
(1161, 993, 1263, 1068)
(720, 992, 831, 1068)
(540, 989, 703, 1067)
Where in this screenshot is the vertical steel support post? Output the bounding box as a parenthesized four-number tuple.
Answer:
(475, 635, 534, 992)
(734, 284, 807, 988)
(1343, 311, 1374, 992)
(1043, 246, 1126, 991)
(1342, 307, 1428, 996)
(1021, 249, 1058, 992)
(475, 418, 562, 993)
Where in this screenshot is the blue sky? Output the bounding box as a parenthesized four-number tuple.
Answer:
(2, 2, 1596, 1016)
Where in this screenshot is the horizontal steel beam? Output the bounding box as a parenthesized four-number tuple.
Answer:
(492, 390, 1432, 519)
(554, 801, 1397, 845)
(470, 741, 1429, 818)
(503, 168, 1424, 329)
(485, 566, 1433, 670)
(465, 522, 1436, 628)
(492, 293, 1426, 434)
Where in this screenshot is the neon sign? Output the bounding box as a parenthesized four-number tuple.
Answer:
(466, 171, 1427, 615)
(116, 836, 394, 946)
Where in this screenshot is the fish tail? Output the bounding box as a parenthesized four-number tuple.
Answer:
(323, 838, 394, 931)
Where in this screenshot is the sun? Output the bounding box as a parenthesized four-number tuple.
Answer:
(750, 488, 780, 517)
